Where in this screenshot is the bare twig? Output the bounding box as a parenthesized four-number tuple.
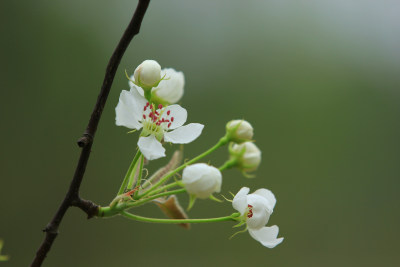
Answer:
(30, 1, 150, 266)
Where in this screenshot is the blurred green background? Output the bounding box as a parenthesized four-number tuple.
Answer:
(1, 0, 400, 266)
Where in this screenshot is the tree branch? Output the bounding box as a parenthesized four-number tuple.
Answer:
(30, 1, 151, 266)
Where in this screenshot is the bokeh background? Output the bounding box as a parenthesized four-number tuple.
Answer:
(1, 0, 400, 266)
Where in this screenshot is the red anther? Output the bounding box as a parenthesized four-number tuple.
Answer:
(167, 110, 171, 115)
(150, 104, 153, 109)
(143, 114, 146, 119)
(171, 117, 174, 122)
(144, 106, 147, 111)
(155, 111, 159, 116)
(149, 112, 153, 117)
(168, 123, 171, 128)
(158, 104, 163, 109)
(146, 102, 150, 107)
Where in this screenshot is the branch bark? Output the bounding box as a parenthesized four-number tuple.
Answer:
(31, 1, 150, 266)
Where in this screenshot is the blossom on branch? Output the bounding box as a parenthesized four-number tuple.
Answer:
(232, 187, 283, 248)
(182, 163, 222, 199)
(130, 68, 185, 104)
(115, 87, 203, 160)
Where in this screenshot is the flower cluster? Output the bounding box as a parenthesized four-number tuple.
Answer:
(103, 60, 283, 249)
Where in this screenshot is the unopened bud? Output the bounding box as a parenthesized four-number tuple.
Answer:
(134, 60, 162, 89)
(226, 120, 254, 143)
(230, 142, 261, 172)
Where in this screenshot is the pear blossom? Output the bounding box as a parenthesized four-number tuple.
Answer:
(115, 87, 204, 160)
(232, 187, 283, 248)
(230, 142, 261, 172)
(182, 163, 222, 199)
(133, 60, 162, 89)
(226, 120, 254, 143)
(130, 68, 184, 104)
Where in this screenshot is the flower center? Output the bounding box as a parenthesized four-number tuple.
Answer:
(141, 102, 174, 140)
(246, 204, 253, 219)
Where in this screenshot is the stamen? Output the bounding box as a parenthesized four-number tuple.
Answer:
(167, 110, 171, 116)
(158, 104, 163, 109)
(168, 123, 171, 128)
(171, 117, 174, 122)
(143, 114, 146, 120)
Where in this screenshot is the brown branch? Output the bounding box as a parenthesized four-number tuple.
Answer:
(30, 1, 151, 266)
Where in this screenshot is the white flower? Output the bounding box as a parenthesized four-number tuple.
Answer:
(232, 187, 283, 248)
(230, 142, 261, 172)
(115, 87, 204, 160)
(134, 60, 162, 89)
(182, 163, 222, 199)
(130, 68, 184, 104)
(226, 120, 254, 143)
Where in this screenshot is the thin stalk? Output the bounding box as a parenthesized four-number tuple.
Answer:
(118, 150, 141, 195)
(120, 211, 240, 224)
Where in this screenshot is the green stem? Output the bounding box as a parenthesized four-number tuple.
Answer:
(134, 155, 144, 198)
(145, 181, 181, 196)
(140, 136, 229, 197)
(99, 189, 187, 217)
(118, 150, 141, 195)
(219, 158, 237, 171)
(120, 211, 240, 224)
(125, 188, 186, 209)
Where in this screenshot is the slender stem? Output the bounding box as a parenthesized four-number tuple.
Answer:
(120, 211, 240, 224)
(134, 155, 144, 198)
(126, 156, 139, 189)
(125, 188, 186, 209)
(30, 1, 151, 266)
(140, 136, 229, 197)
(118, 150, 141, 195)
(219, 158, 237, 171)
(146, 181, 181, 196)
(99, 188, 187, 217)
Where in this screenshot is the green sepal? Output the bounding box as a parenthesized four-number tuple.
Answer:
(209, 194, 223, 203)
(187, 194, 196, 211)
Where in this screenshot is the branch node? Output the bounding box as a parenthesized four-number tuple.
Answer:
(77, 134, 93, 148)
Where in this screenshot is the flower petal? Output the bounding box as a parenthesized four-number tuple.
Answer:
(248, 226, 284, 248)
(247, 194, 272, 229)
(115, 89, 145, 129)
(138, 135, 166, 160)
(232, 187, 250, 215)
(253, 188, 276, 212)
(154, 68, 185, 104)
(161, 105, 187, 129)
(129, 74, 145, 96)
(164, 123, 204, 144)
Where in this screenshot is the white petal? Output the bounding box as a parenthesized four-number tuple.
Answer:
(129, 75, 145, 96)
(248, 226, 284, 248)
(164, 123, 204, 144)
(161, 105, 187, 129)
(253, 188, 276, 211)
(246, 194, 272, 229)
(154, 68, 185, 103)
(182, 164, 222, 199)
(232, 187, 250, 215)
(115, 89, 144, 129)
(138, 135, 166, 160)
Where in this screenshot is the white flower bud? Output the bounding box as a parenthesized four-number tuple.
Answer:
(230, 142, 261, 172)
(226, 120, 254, 143)
(134, 60, 162, 89)
(153, 68, 184, 104)
(182, 163, 222, 199)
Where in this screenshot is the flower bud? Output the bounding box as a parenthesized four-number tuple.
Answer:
(182, 163, 222, 199)
(226, 120, 254, 143)
(230, 142, 261, 172)
(153, 68, 184, 104)
(134, 60, 162, 89)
